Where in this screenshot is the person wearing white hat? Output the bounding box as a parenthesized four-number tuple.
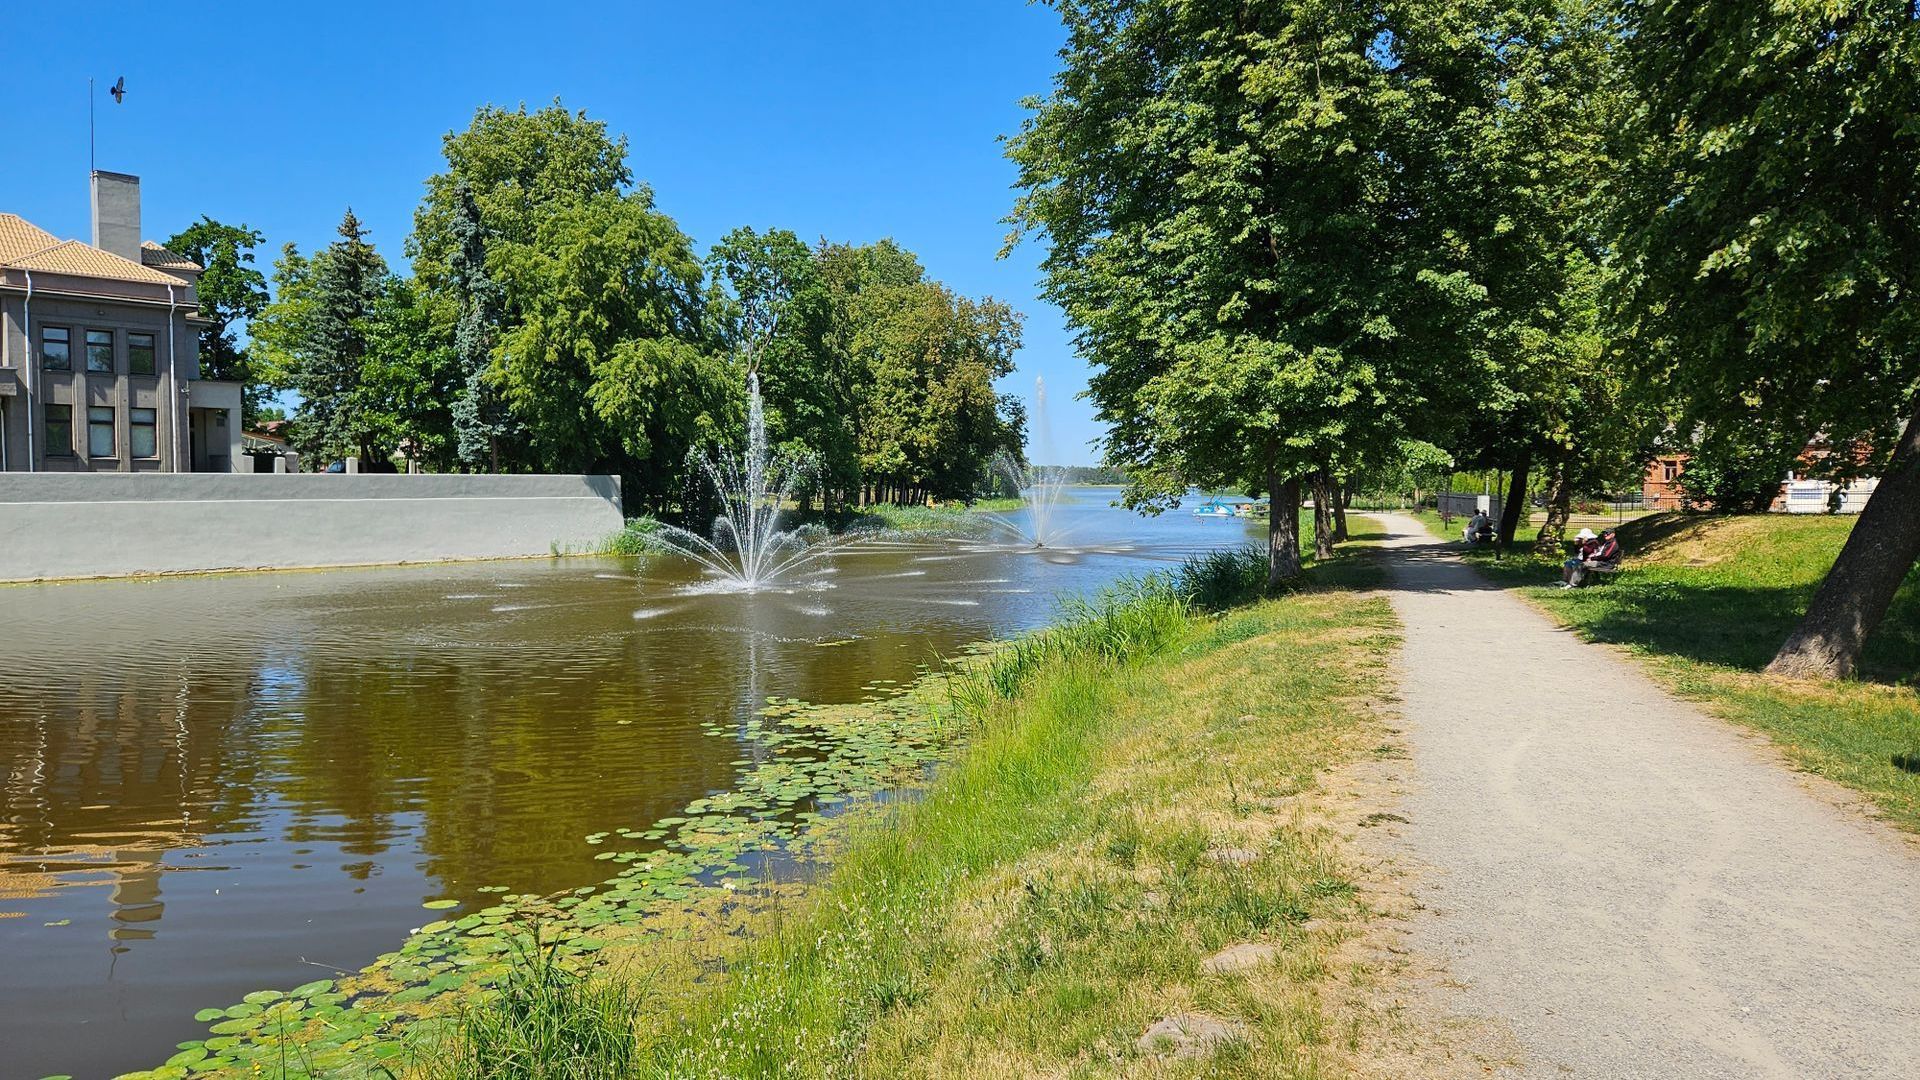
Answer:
(1562, 527, 1622, 587)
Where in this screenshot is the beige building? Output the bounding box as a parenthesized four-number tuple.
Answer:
(0, 171, 243, 472)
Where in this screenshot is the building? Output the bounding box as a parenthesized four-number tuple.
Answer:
(1642, 448, 1879, 515)
(0, 172, 242, 472)
(1641, 455, 1687, 510)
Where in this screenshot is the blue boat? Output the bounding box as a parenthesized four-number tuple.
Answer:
(1192, 498, 1237, 519)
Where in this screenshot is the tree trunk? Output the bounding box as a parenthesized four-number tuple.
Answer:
(1266, 466, 1303, 588)
(1311, 471, 1335, 560)
(1532, 456, 1572, 556)
(1332, 480, 1350, 543)
(1767, 396, 1920, 679)
(1497, 453, 1531, 551)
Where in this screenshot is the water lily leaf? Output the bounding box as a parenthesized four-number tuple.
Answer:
(421, 899, 459, 910)
(192, 1008, 224, 1022)
(241, 990, 283, 1006)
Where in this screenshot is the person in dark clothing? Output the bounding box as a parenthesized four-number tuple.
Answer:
(1562, 527, 1621, 588)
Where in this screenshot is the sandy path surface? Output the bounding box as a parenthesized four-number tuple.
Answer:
(1370, 513, 1920, 1079)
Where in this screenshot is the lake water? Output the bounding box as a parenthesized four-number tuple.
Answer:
(0, 488, 1260, 1078)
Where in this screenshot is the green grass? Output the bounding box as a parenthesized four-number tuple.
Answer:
(639, 537, 1398, 1077)
(601, 516, 666, 556)
(1410, 509, 1920, 831)
(430, 934, 643, 1080)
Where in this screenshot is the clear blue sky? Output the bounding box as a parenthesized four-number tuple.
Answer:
(0, 2, 1102, 465)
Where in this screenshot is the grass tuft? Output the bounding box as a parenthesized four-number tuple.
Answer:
(429, 931, 642, 1080)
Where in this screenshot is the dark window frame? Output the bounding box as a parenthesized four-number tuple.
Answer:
(88, 405, 116, 458)
(85, 329, 115, 374)
(44, 403, 74, 456)
(41, 326, 71, 370)
(128, 332, 157, 376)
(130, 407, 159, 459)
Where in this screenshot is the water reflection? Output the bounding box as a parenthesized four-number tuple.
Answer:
(0, 488, 1258, 1077)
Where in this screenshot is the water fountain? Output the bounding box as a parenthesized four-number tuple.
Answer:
(982, 454, 1073, 548)
(979, 377, 1075, 548)
(651, 374, 837, 591)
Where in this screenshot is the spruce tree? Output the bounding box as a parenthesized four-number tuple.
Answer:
(447, 180, 510, 470)
(291, 209, 388, 465)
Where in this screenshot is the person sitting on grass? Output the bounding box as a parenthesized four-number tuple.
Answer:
(1561, 527, 1622, 588)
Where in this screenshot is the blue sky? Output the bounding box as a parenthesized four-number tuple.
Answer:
(0, 2, 1103, 464)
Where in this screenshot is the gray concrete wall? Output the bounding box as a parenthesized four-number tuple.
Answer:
(0, 473, 624, 581)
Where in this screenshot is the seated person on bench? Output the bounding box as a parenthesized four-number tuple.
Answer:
(1561, 528, 1621, 588)
(1463, 509, 1494, 545)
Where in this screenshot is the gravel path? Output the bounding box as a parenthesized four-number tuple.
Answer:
(1371, 513, 1920, 1079)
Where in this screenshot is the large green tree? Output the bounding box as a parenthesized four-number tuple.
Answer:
(490, 189, 734, 509)
(1612, 0, 1920, 677)
(849, 278, 1024, 504)
(163, 217, 271, 423)
(1009, 0, 1466, 583)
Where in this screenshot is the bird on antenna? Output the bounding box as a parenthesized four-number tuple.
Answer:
(109, 76, 126, 104)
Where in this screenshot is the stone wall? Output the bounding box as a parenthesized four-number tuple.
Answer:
(0, 473, 624, 582)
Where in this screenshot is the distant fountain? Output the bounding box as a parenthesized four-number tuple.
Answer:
(980, 377, 1075, 548)
(651, 374, 835, 592)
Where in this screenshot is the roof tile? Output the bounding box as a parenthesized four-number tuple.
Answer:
(0, 213, 61, 264)
(140, 241, 202, 271)
(7, 239, 189, 287)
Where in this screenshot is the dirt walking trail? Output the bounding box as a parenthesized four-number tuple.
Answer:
(1368, 513, 1920, 1079)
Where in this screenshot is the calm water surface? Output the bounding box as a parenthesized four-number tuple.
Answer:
(0, 488, 1258, 1078)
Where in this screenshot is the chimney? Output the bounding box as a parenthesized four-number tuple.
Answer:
(90, 171, 142, 261)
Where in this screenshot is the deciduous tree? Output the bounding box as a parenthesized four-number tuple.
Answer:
(1612, 0, 1920, 677)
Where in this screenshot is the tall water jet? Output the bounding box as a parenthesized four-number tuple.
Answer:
(981, 378, 1073, 548)
(651, 374, 835, 591)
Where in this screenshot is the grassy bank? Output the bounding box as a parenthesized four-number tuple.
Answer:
(1411, 510, 1920, 832)
(635, 542, 1396, 1076)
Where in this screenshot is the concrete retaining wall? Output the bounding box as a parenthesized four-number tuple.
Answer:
(0, 473, 624, 582)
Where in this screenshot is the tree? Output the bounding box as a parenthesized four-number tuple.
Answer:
(707, 228, 854, 510)
(1612, 0, 1920, 677)
(360, 276, 460, 470)
(410, 101, 631, 291)
(1009, 0, 1464, 585)
(163, 217, 271, 423)
(490, 189, 734, 510)
(445, 179, 512, 470)
(252, 210, 391, 465)
(850, 279, 1024, 504)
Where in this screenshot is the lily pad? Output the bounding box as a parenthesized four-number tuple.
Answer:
(421, 899, 460, 910)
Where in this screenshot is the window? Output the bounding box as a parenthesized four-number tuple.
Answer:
(44, 404, 73, 455)
(41, 327, 70, 370)
(131, 408, 158, 458)
(86, 330, 114, 373)
(128, 333, 156, 376)
(88, 406, 115, 457)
